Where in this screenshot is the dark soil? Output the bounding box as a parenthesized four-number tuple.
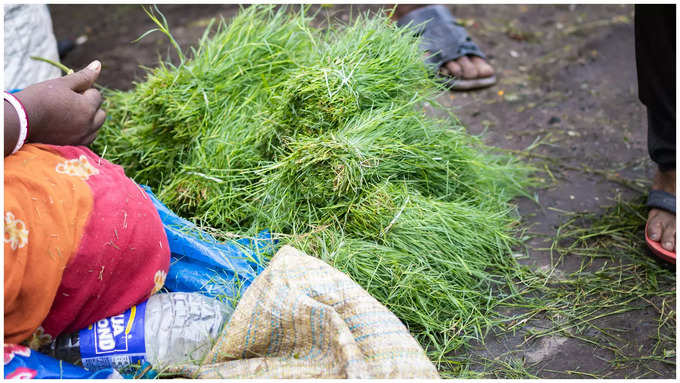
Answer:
(49, 4, 675, 378)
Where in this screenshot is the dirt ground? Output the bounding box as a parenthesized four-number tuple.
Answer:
(50, 4, 675, 378)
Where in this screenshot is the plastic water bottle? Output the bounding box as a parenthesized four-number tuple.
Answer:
(41, 292, 233, 371)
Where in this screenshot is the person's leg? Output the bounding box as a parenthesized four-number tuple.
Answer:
(647, 170, 675, 251)
(392, 5, 494, 84)
(635, 4, 676, 252)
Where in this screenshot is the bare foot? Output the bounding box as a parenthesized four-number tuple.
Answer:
(647, 169, 676, 252)
(392, 5, 495, 83)
(439, 55, 495, 82)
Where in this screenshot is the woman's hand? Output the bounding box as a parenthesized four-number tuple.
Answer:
(12, 60, 106, 148)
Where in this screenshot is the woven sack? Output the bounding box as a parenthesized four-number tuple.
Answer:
(168, 245, 439, 378)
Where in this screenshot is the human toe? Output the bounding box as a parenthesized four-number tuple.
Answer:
(660, 219, 676, 251)
(444, 60, 463, 78)
(455, 56, 478, 79)
(647, 210, 663, 241)
(470, 56, 494, 78)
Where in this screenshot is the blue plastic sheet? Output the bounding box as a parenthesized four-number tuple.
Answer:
(4, 344, 120, 379)
(142, 185, 276, 303)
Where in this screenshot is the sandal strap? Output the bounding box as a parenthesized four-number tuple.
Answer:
(646, 190, 676, 214)
(397, 5, 487, 69)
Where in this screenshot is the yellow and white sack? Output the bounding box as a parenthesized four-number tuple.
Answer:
(169, 245, 439, 379)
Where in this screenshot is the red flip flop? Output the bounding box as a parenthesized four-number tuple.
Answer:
(645, 222, 676, 264)
(645, 189, 676, 264)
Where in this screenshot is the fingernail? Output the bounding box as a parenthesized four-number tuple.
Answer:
(663, 242, 673, 250)
(650, 233, 659, 240)
(87, 60, 101, 71)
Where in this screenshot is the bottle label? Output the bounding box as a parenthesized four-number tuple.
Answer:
(79, 301, 147, 370)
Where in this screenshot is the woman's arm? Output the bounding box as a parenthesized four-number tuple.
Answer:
(4, 60, 106, 157)
(4, 101, 20, 156)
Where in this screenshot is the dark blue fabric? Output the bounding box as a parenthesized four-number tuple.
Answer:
(646, 189, 676, 214)
(141, 185, 276, 304)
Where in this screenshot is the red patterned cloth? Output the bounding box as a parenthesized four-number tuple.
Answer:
(4, 144, 169, 345)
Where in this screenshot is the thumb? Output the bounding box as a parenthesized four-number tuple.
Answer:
(61, 60, 101, 92)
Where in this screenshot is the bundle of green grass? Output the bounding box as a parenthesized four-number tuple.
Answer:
(95, 5, 532, 369)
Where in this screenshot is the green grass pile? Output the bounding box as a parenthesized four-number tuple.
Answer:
(94, 5, 533, 366)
